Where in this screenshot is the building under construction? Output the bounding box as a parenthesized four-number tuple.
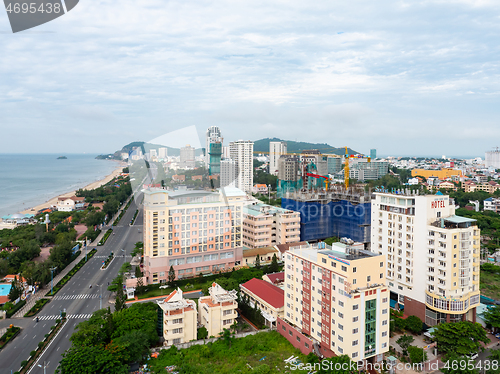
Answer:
(281, 185, 372, 246)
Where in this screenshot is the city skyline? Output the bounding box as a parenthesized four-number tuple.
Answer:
(2, 1, 500, 156)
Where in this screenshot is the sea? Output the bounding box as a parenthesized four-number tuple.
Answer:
(0, 154, 121, 218)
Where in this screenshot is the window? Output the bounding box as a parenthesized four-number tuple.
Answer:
(353, 316, 358, 322)
(352, 328, 358, 334)
(353, 267, 357, 273)
(380, 261, 383, 267)
(367, 276, 371, 282)
(353, 304, 358, 310)
(382, 309, 388, 314)
(352, 340, 358, 346)
(341, 266, 347, 272)
(382, 320, 388, 326)
(338, 324, 343, 330)
(338, 336, 343, 342)
(382, 331, 387, 337)
(382, 297, 388, 303)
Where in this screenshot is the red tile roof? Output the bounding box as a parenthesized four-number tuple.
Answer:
(241, 278, 284, 309)
(0, 295, 9, 305)
(275, 241, 308, 253)
(265, 272, 285, 285)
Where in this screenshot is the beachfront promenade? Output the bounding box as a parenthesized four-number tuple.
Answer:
(0, 193, 142, 374)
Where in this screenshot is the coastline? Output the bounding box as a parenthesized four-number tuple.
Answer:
(17, 163, 125, 216)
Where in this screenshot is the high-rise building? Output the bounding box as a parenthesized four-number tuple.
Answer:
(180, 145, 196, 169)
(205, 126, 223, 174)
(486, 148, 500, 169)
(370, 149, 377, 160)
(143, 187, 246, 283)
(279, 242, 389, 362)
(327, 156, 342, 174)
(269, 141, 287, 176)
(229, 140, 254, 193)
(349, 161, 389, 181)
(220, 159, 237, 188)
(159, 147, 168, 160)
(371, 191, 480, 326)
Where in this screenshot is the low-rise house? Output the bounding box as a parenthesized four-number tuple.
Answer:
(56, 196, 85, 212)
(198, 282, 238, 337)
(243, 247, 280, 266)
(240, 278, 284, 328)
(172, 174, 186, 182)
(275, 241, 308, 261)
(252, 184, 268, 194)
(0, 214, 37, 226)
(157, 288, 197, 346)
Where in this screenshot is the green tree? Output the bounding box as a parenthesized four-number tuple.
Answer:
(168, 265, 176, 287)
(396, 334, 414, 356)
(408, 345, 427, 364)
(220, 328, 232, 349)
(432, 321, 489, 357)
(405, 315, 423, 334)
(269, 254, 279, 273)
(8, 276, 22, 302)
(57, 345, 128, 374)
(254, 255, 261, 269)
(197, 326, 208, 343)
(114, 277, 127, 312)
(481, 305, 500, 333)
(135, 276, 145, 295)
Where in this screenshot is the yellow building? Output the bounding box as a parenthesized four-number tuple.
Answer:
(198, 283, 238, 337)
(242, 203, 300, 248)
(158, 288, 197, 346)
(281, 242, 390, 363)
(411, 169, 462, 179)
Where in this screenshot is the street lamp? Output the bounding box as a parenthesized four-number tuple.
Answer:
(268, 184, 271, 204)
(50, 267, 57, 295)
(38, 360, 48, 374)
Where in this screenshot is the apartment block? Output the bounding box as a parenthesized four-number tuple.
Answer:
(229, 140, 254, 193)
(198, 282, 238, 337)
(180, 145, 196, 169)
(143, 187, 246, 284)
(484, 197, 500, 213)
(270, 141, 287, 176)
(242, 203, 300, 248)
(281, 242, 390, 362)
(158, 288, 197, 347)
(371, 191, 480, 326)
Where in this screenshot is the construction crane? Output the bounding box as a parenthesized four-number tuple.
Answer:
(305, 172, 330, 190)
(344, 146, 371, 189)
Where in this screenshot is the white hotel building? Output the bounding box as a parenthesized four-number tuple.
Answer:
(371, 191, 480, 326)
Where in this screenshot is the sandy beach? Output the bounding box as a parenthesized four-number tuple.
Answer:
(17, 164, 125, 216)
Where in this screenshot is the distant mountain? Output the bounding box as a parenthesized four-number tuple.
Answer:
(96, 141, 203, 160)
(253, 138, 358, 156)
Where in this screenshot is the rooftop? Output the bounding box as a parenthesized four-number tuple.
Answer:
(243, 203, 296, 216)
(240, 278, 284, 309)
(289, 242, 378, 264)
(243, 246, 278, 258)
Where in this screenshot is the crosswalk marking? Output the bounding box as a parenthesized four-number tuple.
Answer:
(53, 294, 100, 300)
(33, 314, 93, 321)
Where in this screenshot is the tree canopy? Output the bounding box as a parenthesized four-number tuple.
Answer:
(432, 321, 489, 357)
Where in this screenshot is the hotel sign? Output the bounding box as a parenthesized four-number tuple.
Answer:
(431, 199, 447, 209)
(328, 254, 350, 266)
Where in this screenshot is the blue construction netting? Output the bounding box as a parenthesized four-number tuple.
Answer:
(281, 198, 371, 243)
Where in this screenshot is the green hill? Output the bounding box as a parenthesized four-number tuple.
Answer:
(253, 138, 358, 155)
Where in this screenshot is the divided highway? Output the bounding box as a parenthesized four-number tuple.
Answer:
(0, 197, 143, 374)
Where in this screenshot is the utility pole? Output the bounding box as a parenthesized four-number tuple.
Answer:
(50, 267, 57, 295)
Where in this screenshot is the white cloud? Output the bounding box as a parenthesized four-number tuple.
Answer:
(0, 0, 499, 156)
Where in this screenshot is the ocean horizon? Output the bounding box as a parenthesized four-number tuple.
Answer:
(0, 154, 121, 218)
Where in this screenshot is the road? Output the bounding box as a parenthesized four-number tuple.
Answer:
(0, 197, 143, 374)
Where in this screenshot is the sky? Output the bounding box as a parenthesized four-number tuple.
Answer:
(1, 0, 500, 157)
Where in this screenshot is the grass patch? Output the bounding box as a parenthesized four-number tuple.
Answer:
(98, 229, 113, 246)
(101, 253, 114, 270)
(48, 248, 97, 296)
(0, 326, 21, 350)
(114, 198, 132, 225)
(5, 300, 26, 318)
(130, 209, 139, 225)
(480, 269, 500, 301)
(24, 298, 50, 317)
(149, 330, 308, 374)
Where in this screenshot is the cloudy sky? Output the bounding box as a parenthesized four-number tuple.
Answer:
(1, 0, 500, 157)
